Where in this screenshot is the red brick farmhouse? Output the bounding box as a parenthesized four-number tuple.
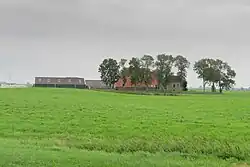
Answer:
(114, 74, 182, 92)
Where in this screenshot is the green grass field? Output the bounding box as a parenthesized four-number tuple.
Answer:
(0, 88, 250, 166)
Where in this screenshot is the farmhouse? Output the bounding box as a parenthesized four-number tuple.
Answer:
(34, 77, 86, 89)
(115, 75, 182, 92)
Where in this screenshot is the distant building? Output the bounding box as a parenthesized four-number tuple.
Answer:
(0, 82, 7, 86)
(34, 77, 86, 89)
(85, 80, 109, 89)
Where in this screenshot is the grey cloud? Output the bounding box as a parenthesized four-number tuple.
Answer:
(0, 1, 88, 38)
(1, 0, 249, 42)
(0, 0, 249, 87)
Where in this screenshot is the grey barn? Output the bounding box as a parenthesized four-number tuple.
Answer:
(85, 80, 108, 89)
(34, 77, 87, 89)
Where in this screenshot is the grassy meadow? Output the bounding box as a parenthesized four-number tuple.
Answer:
(0, 88, 250, 166)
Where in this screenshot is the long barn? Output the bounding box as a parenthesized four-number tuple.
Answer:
(34, 77, 87, 89)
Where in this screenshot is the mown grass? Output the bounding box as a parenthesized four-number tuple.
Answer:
(0, 88, 250, 166)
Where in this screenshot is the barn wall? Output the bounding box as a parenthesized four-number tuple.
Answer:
(34, 84, 87, 89)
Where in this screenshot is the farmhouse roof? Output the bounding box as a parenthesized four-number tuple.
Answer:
(168, 76, 182, 82)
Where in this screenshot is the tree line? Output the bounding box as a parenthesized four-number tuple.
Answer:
(98, 54, 236, 93)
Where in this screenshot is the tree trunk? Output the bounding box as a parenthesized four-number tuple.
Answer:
(160, 84, 166, 96)
(202, 77, 205, 92)
(122, 77, 127, 87)
(211, 82, 216, 92)
(145, 82, 149, 92)
(219, 81, 223, 93)
(203, 82, 205, 93)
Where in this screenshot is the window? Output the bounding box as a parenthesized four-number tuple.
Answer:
(79, 79, 82, 83)
(38, 78, 42, 82)
(57, 79, 61, 82)
(177, 84, 179, 87)
(173, 84, 176, 88)
(47, 79, 51, 82)
(68, 79, 71, 83)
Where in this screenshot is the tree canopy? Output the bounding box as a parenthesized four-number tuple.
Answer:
(193, 58, 236, 93)
(155, 54, 175, 91)
(98, 58, 120, 88)
(140, 55, 154, 89)
(174, 55, 190, 91)
(98, 55, 236, 93)
(119, 59, 129, 87)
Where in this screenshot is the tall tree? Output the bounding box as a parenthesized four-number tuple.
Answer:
(219, 68, 236, 93)
(141, 55, 154, 69)
(128, 57, 142, 88)
(193, 58, 212, 92)
(174, 55, 190, 91)
(98, 58, 120, 88)
(140, 55, 154, 90)
(193, 58, 236, 93)
(119, 59, 129, 87)
(213, 59, 236, 93)
(204, 58, 219, 92)
(155, 54, 175, 94)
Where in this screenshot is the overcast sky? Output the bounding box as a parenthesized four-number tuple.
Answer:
(0, 0, 249, 87)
